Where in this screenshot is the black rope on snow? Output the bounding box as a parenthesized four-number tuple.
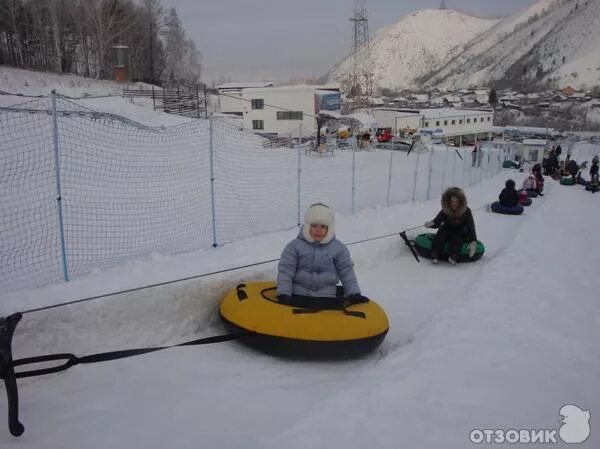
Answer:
(0, 311, 253, 437)
(20, 257, 281, 315)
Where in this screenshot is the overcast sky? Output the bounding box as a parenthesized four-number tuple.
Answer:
(161, 0, 539, 84)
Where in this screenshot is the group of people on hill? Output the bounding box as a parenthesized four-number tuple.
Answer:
(542, 145, 563, 177)
(276, 188, 480, 307)
(541, 145, 599, 192)
(499, 162, 546, 208)
(275, 151, 599, 307)
(542, 145, 579, 179)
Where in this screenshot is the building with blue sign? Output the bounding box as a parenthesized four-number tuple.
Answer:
(236, 84, 341, 137)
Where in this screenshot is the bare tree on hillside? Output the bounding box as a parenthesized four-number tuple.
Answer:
(82, 0, 137, 78)
(0, 0, 25, 65)
(142, 0, 164, 83)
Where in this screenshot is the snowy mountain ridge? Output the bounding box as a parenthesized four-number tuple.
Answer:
(329, 9, 499, 90)
(424, 0, 600, 90)
(329, 0, 600, 91)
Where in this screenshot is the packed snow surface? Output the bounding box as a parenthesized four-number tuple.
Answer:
(2, 172, 599, 449)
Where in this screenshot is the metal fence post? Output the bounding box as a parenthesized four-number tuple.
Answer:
(469, 149, 473, 187)
(352, 135, 357, 214)
(209, 114, 218, 247)
(386, 148, 394, 207)
(411, 148, 421, 202)
(461, 148, 466, 188)
(426, 146, 433, 201)
(451, 146, 457, 186)
(440, 145, 449, 194)
(51, 90, 69, 282)
(497, 153, 501, 175)
(297, 124, 302, 226)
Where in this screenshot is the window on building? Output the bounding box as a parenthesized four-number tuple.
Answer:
(459, 119, 463, 124)
(474, 118, 478, 123)
(251, 99, 264, 110)
(252, 120, 264, 130)
(425, 121, 430, 127)
(276, 111, 303, 120)
(467, 119, 471, 124)
(444, 120, 448, 126)
(436, 121, 440, 126)
(529, 150, 539, 162)
(451, 120, 456, 125)
(487, 117, 491, 122)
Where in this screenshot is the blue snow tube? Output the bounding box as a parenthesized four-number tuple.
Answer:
(491, 201, 524, 215)
(526, 189, 539, 198)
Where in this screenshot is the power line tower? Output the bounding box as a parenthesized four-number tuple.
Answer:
(348, 0, 373, 112)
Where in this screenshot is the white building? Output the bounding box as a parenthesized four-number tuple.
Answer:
(372, 109, 422, 133)
(421, 108, 494, 138)
(217, 82, 275, 116)
(521, 139, 547, 164)
(373, 107, 494, 143)
(240, 84, 341, 136)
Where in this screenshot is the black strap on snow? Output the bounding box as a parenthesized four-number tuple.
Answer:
(13, 332, 248, 379)
(399, 231, 421, 263)
(0, 313, 25, 437)
(0, 312, 252, 437)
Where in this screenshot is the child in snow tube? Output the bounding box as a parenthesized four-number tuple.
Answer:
(423, 187, 479, 265)
(499, 179, 519, 208)
(277, 203, 368, 308)
(518, 190, 532, 206)
(532, 164, 544, 196)
(492, 180, 525, 215)
(491, 202, 524, 215)
(522, 175, 538, 197)
(566, 158, 579, 180)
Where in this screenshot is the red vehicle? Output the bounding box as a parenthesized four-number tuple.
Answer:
(376, 127, 393, 143)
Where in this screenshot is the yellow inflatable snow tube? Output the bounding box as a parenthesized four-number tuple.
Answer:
(220, 281, 389, 358)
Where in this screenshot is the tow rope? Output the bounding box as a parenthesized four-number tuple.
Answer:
(0, 312, 253, 437)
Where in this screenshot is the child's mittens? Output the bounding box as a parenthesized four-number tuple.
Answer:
(277, 294, 292, 305)
(467, 241, 477, 258)
(347, 294, 369, 304)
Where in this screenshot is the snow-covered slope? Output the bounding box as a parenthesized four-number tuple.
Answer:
(329, 9, 499, 90)
(3, 161, 600, 449)
(0, 67, 192, 126)
(424, 0, 600, 89)
(0, 66, 152, 97)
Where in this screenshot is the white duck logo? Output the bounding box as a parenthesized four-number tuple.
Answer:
(559, 404, 591, 444)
